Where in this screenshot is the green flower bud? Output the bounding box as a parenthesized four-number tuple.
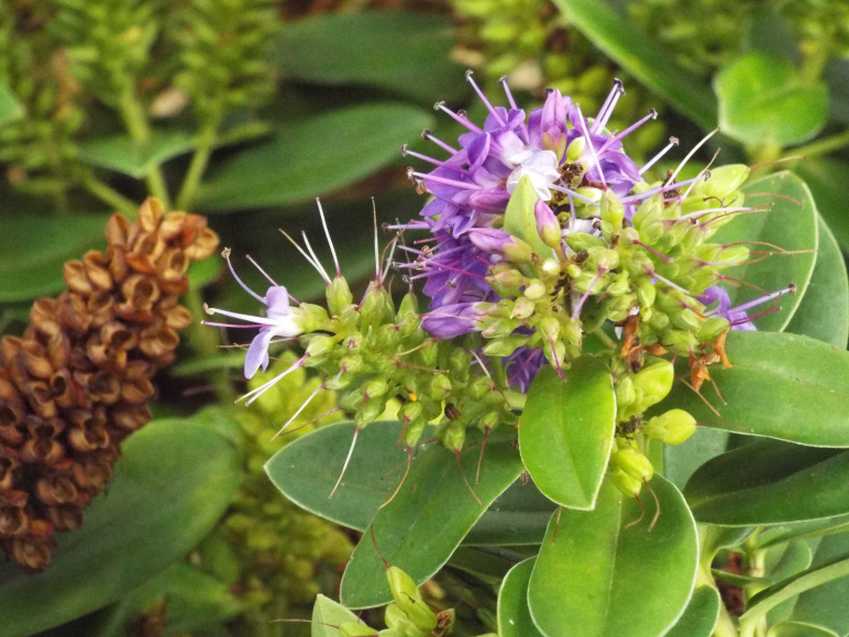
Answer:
(442, 424, 466, 452)
(601, 191, 625, 233)
(364, 378, 389, 399)
(430, 374, 452, 400)
(539, 316, 561, 342)
(511, 296, 536, 319)
(637, 278, 657, 308)
(487, 264, 525, 295)
(524, 279, 547, 300)
(698, 316, 730, 341)
(645, 409, 697, 445)
(502, 236, 534, 264)
(613, 447, 654, 482)
(611, 468, 643, 498)
(356, 398, 385, 427)
(360, 282, 394, 328)
(701, 164, 750, 201)
(405, 419, 427, 447)
(672, 308, 701, 331)
(400, 401, 423, 423)
(306, 334, 336, 358)
(293, 303, 331, 332)
(326, 276, 354, 315)
(632, 359, 674, 411)
(566, 137, 587, 162)
(483, 335, 527, 357)
(616, 376, 636, 407)
(480, 410, 500, 430)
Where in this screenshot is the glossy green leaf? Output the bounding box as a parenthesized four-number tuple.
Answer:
(787, 217, 849, 347)
(768, 622, 839, 637)
(742, 558, 849, 626)
(78, 130, 196, 179)
(714, 171, 818, 332)
(503, 176, 550, 257)
(464, 480, 554, 546)
(0, 416, 240, 636)
(0, 82, 23, 125)
(795, 160, 849, 253)
(311, 594, 370, 637)
(91, 563, 243, 637)
(791, 532, 849, 635)
(663, 427, 730, 489)
(339, 437, 522, 608)
(768, 541, 814, 584)
(715, 53, 829, 148)
(275, 11, 463, 103)
(527, 476, 698, 637)
(684, 439, 849, 526)
(519, 358, 616, 510)
(449, 547, 519, 582)
(0, 213, 107, 302)
(199, 103, 431, 211)
(550, 0, 715, 128)
(498, 558, 544, 637)
(265, 420, 408, 531)
(661, 331, 849, 447)
(665, 586, 721, 637)
(756, 516, 849, 550)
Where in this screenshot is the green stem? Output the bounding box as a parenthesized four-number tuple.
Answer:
(81, 173, 138, 217)
(118, 84, 171, 208)
(785, 129, 849, 162)
(176, 112, 221, 210)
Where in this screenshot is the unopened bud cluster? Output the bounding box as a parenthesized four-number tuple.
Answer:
(0, 198, 217, 570)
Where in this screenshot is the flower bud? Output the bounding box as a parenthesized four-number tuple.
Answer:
(632, 359, 674, 411)
(698, 316, 729, 341)
(601, 191, 625, 233)
(355, 397, 385, 427)
(611, 468, 643, 498)
(364, 378, 389, 399)
(292, 303, 331, 333)
(487, 266, 525, 296)
(637, 278, 656, 308)
(483, 335, 527, 357)
(535, 200, 562, 249)
(405, 419, 427, 447)
(612, 448, 654, 482)
(615, 376, 636, 407)
(524, 280, 547, 300)
(430, 374, 452, 400)
(326, 276, 354, 316)
(539, 316, 561, 342)
(442, 424, 466, 452)
(700, 164, 749, 201)
(566, 137, 586, 162)
(645, 409, 697, 445)
(359, 283, 394, 329)
(511, 296, 536, 320)
(305, 334, 335, 359)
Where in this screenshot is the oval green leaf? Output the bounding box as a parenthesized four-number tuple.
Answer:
(527, 475, 698, 637)
(198, 103, 431, 211)
(769, 622, 839, 637)
(0, 416, 240, 636)
(498, 558, 544, 637)
(665, 586, 721, 637)
(713, 171, 818, 332)
(685, 439, 849, 526)
(795, 160, 849, 253)
(465, 480, 555, 546)
(519, 357, 616, 510)
(79, 129, 197, 179)
(311, 594, 370, 637)
(716, 53, 829, 148)
(0, 213, 107, 302)
(339, 437, 522, 608)
(787, 217, 849, 347)
(550, 0, 716, 129)
(663, 427, 730, 489)
(790, 532, 849, 635)
(660, 331, 849, 447)
(275, 11, 463, 103)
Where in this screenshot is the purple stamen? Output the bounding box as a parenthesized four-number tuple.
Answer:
(421, 129, 459, 154)
(466, 69, 506, 126)
(434, 100, 483, 133)
(733, 284, 796, 314)
(575, 105, 606, 188)
(222, 248, 265, 304)
(408, 169, 481, 191)
(621, 175, 705, 204)
(593, 79, 624, 134)
(599, 109, 657, 152)
(498, 75, 518, 110)
(401, 144, 444, 167)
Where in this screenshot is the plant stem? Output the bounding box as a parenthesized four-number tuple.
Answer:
(81, 173, 138, 217)
(176, 112, 221, 210)
(118, 84, 171, 208)
(786, 129, 849, 162)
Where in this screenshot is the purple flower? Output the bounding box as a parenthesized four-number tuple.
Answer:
(700, 284, 796, 331)
(422, 302, 486, 339)
(506, 347, 546, 392)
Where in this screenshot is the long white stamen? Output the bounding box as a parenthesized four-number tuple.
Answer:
(372, 197, 380, 280)
(381, 237, 399, 284)
(593, 79, 624, 133)
(315, 198, 341, 276)
(668, 129, 718, 184)
(222, 248, 265, 304)
(279, 228, 331, 285)
(499, 76, 518, 110)
(272, 384, 322, 439)
(301, 230, 331, 284)
(640, 137, 679, 175)
(204, 304, 278, 326)
(599, 109, 657, 152)
(466, 69, 506, 126)
(575, 105, 606, 188)
(681, 149, 720, 200)
(330, 427, 360, 498)
(238, 356, 306, 405)
(245, 254, 278, 287)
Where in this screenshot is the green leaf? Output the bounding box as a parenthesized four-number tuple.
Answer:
(0, 82, 23, 125)
(550, 0, 716, 129)
(663, 427, 730, 489)
(790, 532, 849, 635)
(527, 476, 698, 637)
(265, 420, 408, 531)
(714, 171, 818, 333)
(449, 547, 519, 582)
(497, 558, 545, 637)
(756, 516, 849, 550)
(503, 176, 551, 257)
(0, 416, 240, 636)
(519, 358, 616, 510)
(795, 160, 849, 254)
(338, 436, 522, 608)
(199, 104, 431, 211)
(715, 53, 829, 148)
(187, 255, 223, 290)
(0, 213, 107, 302)
(665, 586, 721, 637)
(660, 331, 849, 447)
(464, 480, 555, 546)
(91, 563, 243, 637)
(275, 11, 463, 103)
(787, 217, 849, 347)
(79, 130, 197, 179)
(684, 439, 849, 526)
(742, 558, 849, 626)
(768, 622, 839, 637)
(768, 541, 814, 584)
(311, 594, 370, 637)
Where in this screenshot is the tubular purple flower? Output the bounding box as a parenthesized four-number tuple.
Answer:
(505, 347, 546, 392)
(534, 200, 561, 248)
(422, 302, 486, 339)
(700, 284, 796, 331)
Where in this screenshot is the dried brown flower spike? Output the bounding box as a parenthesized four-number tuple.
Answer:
(0, 198, 218, 570)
